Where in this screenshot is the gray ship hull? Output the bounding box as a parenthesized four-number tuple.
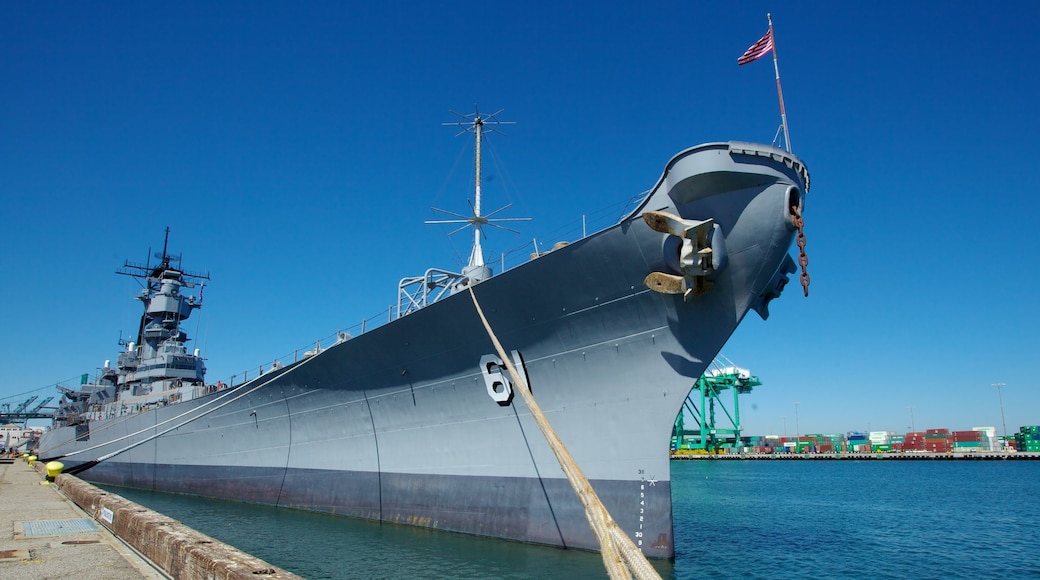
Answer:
(40, 142, 810, 558)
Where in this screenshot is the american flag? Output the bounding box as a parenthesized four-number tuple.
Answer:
(737, 30, 774, 65)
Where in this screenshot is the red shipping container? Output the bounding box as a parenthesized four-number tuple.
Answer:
(952, 431, 983, 442)
(926, 428, 950, 435)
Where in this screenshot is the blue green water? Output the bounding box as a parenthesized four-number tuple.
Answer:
(104, 460, 1040, 579)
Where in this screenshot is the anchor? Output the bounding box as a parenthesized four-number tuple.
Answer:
(642, 210, 720, 301)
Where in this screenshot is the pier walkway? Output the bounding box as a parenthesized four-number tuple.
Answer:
(2, 457, 301, 579)
(0, 457, 163, 580)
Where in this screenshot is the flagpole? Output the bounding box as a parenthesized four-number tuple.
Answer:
(768, 13, 791, 152)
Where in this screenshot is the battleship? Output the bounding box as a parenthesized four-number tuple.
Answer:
(38, 110, 810, 558)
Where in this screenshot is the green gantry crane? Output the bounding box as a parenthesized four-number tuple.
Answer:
(671, 355, 761, 453)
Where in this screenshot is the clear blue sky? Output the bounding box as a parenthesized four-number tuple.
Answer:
(2, 2, 1037, 437)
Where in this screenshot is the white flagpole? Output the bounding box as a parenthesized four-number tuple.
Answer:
(768, 13, 792, 152)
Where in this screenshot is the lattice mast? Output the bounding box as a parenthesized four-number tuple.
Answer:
(426, 107, 529, 283)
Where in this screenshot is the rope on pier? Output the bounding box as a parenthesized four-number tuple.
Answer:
(468, 286, 661, 580)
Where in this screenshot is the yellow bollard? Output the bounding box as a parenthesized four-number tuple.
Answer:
(28, 455, 37, 466)
(46, 461, 64, 482)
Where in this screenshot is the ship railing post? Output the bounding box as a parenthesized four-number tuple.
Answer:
(361, 319, 366, 334)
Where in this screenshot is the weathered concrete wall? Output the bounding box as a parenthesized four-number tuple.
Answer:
(54, 473, 301, 580)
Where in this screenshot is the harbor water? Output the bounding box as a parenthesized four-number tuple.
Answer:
(102, 460, 1040, 579)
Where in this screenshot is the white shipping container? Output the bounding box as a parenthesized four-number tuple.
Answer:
(869, 431, 895, 443)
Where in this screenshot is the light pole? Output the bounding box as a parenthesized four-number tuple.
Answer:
(993, 383, 1007, 450)
(907, 406, 915, 432)
(793, 402, 800, 439)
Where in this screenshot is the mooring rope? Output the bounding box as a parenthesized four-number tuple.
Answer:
(57, 355, 317, 475)
(39, 371, 281, 460)
(467, 286, 661, 580)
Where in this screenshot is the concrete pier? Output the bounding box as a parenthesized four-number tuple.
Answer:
(0, 457, 301, 579)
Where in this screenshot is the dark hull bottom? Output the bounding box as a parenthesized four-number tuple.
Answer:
(81, 462, 674, 557)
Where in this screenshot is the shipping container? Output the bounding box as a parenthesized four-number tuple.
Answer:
(953, 442, 982, 449)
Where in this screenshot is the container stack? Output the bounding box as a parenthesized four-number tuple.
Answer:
(869, 431, 896, 453)
(846, 431, 870, 453)
(1014, 426, 1040, 453)
(764, 435, 780, 453)
(925, 428, 951, 453)
(890, 434, 905, 451)
(796, 436, 816, 453)
(824, 433, 846, 451)
(798, 434, 842, 453)
(951, 430, 983, 452)
(902, 432, 927, 452)
(972, 427, 999, 451)
(742, 435, 778, 454)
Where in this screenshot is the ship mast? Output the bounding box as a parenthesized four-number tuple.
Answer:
(426, 107, 530, 284)
(471, 115, 486, 269)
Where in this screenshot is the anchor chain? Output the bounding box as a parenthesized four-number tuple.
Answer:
(791, 204, 810, 297)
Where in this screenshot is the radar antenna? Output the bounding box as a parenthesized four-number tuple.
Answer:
(426, 106, 531, 277)
(117, 226, 210, 285)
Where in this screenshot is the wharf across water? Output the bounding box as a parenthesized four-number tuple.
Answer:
(672, 451, 1040, 460)
(0, 457, 300, 579)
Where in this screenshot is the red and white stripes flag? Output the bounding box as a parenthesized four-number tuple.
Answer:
(737, 30, 774, 65)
